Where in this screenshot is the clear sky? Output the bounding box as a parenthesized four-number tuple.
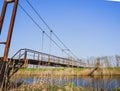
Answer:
(0, 0, 120, 58)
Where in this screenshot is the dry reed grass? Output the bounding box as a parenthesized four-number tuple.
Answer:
(8, 67, 120, 91)
(12, 67, 120, 78)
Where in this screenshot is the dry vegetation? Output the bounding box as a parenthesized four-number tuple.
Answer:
(0, 67, 118, 91)
(6, 67, 119, 91)
(12, 67, 120, 78)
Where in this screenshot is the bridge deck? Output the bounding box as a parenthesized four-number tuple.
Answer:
(0, 48, 85, 68)
(9, 58, 81, 68)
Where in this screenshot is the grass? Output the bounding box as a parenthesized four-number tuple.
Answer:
(113, 87, 120, 91)
(14, 67, 89, 78)
(20, 68, 65, 71)
(19, 67, 84, 71)
(14, 82, 92, 91)
(8, 67, 120, 91)
(17, 67, 120, 76)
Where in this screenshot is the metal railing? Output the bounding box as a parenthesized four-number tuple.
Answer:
(11, 48, 84, 67)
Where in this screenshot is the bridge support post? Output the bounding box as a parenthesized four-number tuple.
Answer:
(0, 60, 12, 91)
(0, 61, 7, 85)
(24, 50, 28, 68)
(3, 0, 18, 62)
(0, 0, 18, 90)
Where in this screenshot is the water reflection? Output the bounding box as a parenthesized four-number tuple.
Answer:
(15, 76, 120, 90)
(73, 77, 120, 90)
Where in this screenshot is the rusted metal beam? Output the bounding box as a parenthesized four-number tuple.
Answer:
(3, 0, 18, 61)
(6, 0, 14, 3)
(0, 0, 18, 90)
(0, 0, 7, 35)
(0, 42, 6, 44)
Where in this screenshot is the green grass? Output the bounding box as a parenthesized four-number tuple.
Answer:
(20, 67, 65, 71)
(73, 68, 85, 71)
(113, 87, 120, 91)
(19, 67, 85, 71)
(106, 67, 120, 69)
(18, 67, 120, 77)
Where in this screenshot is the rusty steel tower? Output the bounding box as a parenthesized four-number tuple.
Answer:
(0, 0, 18, 90)
(0, 0, 18, 61)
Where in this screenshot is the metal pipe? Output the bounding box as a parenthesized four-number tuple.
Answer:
(6, 0, 14, 3)
(0, 42, 6, 44)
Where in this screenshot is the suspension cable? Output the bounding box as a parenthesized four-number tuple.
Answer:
(41, 31, 45, 52)
(18, 3, 70, 56)
(18, 4, 44, 32)
(49, 30, 52, 54)
(26, 0, 52, 31)
(26, 0, 79, 60)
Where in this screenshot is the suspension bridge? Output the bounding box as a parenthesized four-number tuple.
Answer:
(0, 1, 87, 88)
(0, 0, 82, 68)
(0, 0, 120, 90)
(7, 48, 85, 68)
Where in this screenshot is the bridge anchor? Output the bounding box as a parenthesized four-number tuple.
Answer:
(88, 58, 101, 76)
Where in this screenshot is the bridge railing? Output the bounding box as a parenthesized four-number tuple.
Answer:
(11, 49, 120, 67)
(11, 48, 82, 67)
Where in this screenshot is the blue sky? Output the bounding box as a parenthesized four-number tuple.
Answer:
(0, 0, 120, 58)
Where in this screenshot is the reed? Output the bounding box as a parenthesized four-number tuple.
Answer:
(10, 81, 92, 91)
(7, 67, 120, 91)
(12, 67, 120, 77)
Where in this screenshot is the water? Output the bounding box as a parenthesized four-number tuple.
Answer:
(15, 76, 120, 90)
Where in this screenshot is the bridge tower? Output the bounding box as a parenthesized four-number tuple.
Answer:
(0, 0, 18, 89)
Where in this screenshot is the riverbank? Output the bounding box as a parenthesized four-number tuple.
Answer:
(15, 82, 93, 91)
(13, 67, 120, 77)
(11, 81, 120, 91)
(10, 68, 120, 91)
